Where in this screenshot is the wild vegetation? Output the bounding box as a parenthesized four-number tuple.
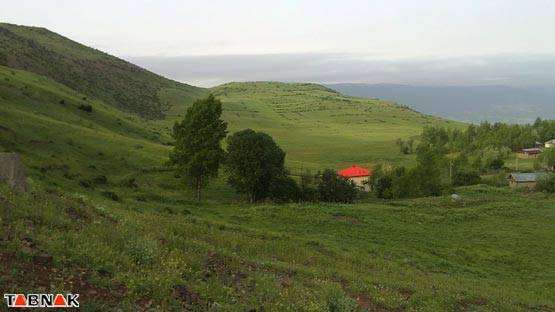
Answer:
(0, 24, 554, 311)
(373, 121, 555, 199)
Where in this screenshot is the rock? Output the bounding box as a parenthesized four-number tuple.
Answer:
(451, 193, 462, 203)
(0, 153, 28, 193)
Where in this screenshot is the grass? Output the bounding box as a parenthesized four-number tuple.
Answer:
(1, 185, 553, 311)
(0, 23, 205, 118)
(0, 29, 553, 311)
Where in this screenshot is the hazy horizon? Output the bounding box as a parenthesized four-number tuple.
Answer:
(2, 1, 555, 88)
(127, 53, 555, 88)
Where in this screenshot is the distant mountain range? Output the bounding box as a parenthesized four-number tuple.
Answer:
(326, 83, 555, 123)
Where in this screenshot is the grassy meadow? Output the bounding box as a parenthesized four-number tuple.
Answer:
(0, 25, 554, 311)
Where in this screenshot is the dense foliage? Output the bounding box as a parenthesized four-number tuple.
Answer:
(421, 119, 555, 152)
(170, 95, 227, 200)
(536, 173, 555, 193)
(316, 169, 358, 203)
(226, 129, 290, 202)
(372, 144, 447, 199)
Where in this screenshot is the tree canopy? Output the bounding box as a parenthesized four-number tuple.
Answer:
(225, 129, 289, 203)
(170, 94, 227, 200)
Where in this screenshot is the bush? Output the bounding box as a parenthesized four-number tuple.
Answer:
(268, 173, 300, 203)
(317, 169, 358, 203)
(101, 191, 119, 201)
(92, 175, 108, 185)
(489, 158, 505, 170)
(299, 170, 318, 202)
(536, 173, 555, 193)
(481, 173, 510, 187)
(453, 171, 482, 186)
(78, 104, 93, 113)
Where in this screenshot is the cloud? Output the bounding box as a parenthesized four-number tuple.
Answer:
(127, 53, 555, 88)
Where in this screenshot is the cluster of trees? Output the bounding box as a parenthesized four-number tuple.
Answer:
(379, 120, 555, 199)
(421, 119, 555, 152)
(372, 144, 446, 199)
(170, 95, 358, 203)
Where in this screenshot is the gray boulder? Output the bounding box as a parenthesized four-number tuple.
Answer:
(0, 153, 28, 193)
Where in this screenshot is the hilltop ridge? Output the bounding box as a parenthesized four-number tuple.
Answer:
(0, 22, 205, 118)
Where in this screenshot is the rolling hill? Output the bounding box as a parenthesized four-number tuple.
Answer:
(0, 22, 206, 118)
(327, 83, 555, 123)
(207, 82, 460, 170)
(0, 25, 553, 311)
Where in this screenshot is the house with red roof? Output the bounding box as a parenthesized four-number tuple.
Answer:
(337, 165, 372, 191)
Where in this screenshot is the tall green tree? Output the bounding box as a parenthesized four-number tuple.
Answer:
(225, 129, 287, 203)
(170, 94, 227, 201)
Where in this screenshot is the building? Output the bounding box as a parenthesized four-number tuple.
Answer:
(519, 148, 542, 159)
(545, 139, 555, 149)
(508, 172, 547, 188)
(337, 165, 372, 191)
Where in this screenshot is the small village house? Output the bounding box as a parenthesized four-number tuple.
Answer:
(545, 139, 555, 149)
(519, 148, 542, 159)
(337, 165, 372, 191)
(508, 172, 547, 188)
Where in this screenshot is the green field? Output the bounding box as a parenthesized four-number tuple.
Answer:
(0, 24, 554, 311)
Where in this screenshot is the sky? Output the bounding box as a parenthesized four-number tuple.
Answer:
(2, 0, 555, 87)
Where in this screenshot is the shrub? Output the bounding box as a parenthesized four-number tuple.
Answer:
(453, 171, 482, 186)
(322, 287, 357, 312)
(374, 175, 393, 199)
(317, 169, 358, 203)
(78, 104, 93, 113)
(536, 173, 555, 193)
(92, 175, 108, 185)
(268, 173, 300, 203)
(482, 173, 510, 187)
(489, 158, 505, 170)
(101, 191, 119, 201)
(79, 179, 93, 188)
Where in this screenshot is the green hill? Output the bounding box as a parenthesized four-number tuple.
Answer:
(0, 26, 553, 311)
(0, 23, 206, 118)
(208, 82, 460, 170)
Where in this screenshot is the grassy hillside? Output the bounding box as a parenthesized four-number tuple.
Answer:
(2, 183, 554, 311)
(170, 82, 460, 171)
(0, 28, 553, 311)
(0, 23, 206, 118)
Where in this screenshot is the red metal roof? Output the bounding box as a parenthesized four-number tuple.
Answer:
(337, 165, 371, 178)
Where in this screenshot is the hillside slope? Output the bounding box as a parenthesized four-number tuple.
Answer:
(196, 82, 462, 170)
(0, 43, 553, 312)
(0, 23, 206, 118)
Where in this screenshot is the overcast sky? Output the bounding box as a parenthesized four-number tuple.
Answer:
(3, 0, 555, 87)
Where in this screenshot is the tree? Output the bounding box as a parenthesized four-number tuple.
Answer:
(226, 129, 288, 203)
(170, 94, 227, 201)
